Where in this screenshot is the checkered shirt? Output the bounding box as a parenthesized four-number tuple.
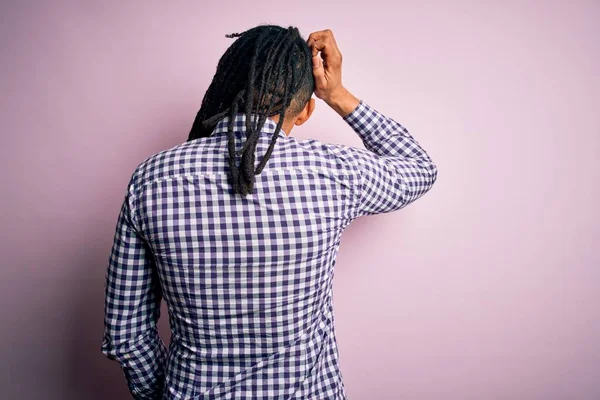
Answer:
(101, 100, 438, 399)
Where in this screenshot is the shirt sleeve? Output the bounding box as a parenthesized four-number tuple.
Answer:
(340, 100, 438, 218)
(101, 180, 167, 399)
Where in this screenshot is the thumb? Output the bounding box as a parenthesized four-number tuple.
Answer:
(312, 55, 326, 87)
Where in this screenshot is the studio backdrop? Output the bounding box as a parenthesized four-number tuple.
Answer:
(1, 1, 599, 399)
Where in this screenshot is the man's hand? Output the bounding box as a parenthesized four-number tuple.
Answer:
(307, 29, 360, 117)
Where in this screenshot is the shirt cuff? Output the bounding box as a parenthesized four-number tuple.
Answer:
(342, 99, 367, 123)
(341, 100, 384, 143)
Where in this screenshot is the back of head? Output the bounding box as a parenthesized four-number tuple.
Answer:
(188, 25, 315, 197)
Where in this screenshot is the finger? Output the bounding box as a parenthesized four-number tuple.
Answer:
(312, 54, 324, 69)
(309, 38, 326, 57)
(309, 37, 341, 66)
(307, 30, 333, 53)
(308, 31, 338, 54)
(307, 29, 333, 44)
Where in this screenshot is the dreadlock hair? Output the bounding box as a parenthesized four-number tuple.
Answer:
(187, 25, 314, 197)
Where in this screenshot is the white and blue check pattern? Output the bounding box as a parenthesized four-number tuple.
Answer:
(102, 100, 437, 399)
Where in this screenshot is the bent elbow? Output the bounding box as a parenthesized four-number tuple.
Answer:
(429, 161, 438, 186)
(401, 160, 438, 204)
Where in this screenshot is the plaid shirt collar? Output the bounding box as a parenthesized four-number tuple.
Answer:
(211, 113, 288, 139)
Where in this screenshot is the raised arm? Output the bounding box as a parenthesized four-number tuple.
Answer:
(308, 29, 438, 217)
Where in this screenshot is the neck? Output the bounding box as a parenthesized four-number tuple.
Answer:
(268, 114, 293, 136)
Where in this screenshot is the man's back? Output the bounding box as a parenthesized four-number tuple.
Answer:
(101, 27, 437, 400)
(140, 115, 358, 398)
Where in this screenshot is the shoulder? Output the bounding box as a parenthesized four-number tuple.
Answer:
(293, 137, 374, 170)
(291, 137, 355, 162)
(284, 137, 371, 185)
(127, 140, 199, 195)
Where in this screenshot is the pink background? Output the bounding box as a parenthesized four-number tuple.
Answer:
(1, 1, 599, 399)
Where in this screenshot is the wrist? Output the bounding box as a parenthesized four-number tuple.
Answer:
(324, 87, 360, 117)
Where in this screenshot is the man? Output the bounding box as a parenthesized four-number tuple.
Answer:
(102, 25, 437, 399)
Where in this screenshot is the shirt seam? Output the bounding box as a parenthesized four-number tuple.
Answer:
(128, 165, 355, 225)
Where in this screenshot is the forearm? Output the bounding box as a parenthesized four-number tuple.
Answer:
(341, 91, 435, 166)
(324, 86, 360, 117)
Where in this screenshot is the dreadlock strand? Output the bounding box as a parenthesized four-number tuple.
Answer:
(237, 30, 288, 158)
(254, 35, 298, 174)
(227, 90, 247, 194)
(255, 61, 294, 175)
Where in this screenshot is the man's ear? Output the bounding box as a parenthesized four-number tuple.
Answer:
(294, 98, 316, 126)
